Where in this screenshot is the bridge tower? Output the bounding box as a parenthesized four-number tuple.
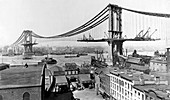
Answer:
(108, 4, 123, 66)
(22, 30, 37, 56)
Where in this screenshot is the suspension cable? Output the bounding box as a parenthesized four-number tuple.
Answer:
(122, 7, 170, 18)
(12, 32, 25, 46)
(31, 6, 109, 39)
(66, 14, 109, 37)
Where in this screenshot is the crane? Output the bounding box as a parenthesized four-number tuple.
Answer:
(149, 29, 157, 38)
(145, 29, 158, 41)
(142, 27, 150, 38)
(136, 30, 144, 37)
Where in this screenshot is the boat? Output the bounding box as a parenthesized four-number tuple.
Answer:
(77, 53, 88, 56)
(22, 52, 33, 60)
(23, 56, 33, 60)
(64, 55, 79, 58)
(23, 55, 33, 60)
(34, 52, 44, 56)
(41, 57, 57, 64)
(0, 63, 10, 71)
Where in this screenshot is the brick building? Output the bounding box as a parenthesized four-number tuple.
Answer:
(110, 69, 168, 100)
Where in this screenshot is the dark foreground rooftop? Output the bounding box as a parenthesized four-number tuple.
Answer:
(0, 66, 42, 88)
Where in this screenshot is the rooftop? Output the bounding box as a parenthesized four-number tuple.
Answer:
(134, 85, 170, 99)
(110, 69, 168, 85)
(150, 57, 167, 64)
(0, 66, 42, 88)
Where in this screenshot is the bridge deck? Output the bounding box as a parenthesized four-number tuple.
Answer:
(77, 38, 159, 42)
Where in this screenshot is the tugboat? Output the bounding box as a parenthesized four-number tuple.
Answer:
(41, 57, 57, 64)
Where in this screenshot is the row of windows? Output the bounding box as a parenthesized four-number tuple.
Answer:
(110, 90, 133, 100)
(111, 87, 133, 97)
(110, 75, 144, 100)
(111, 88, 144, 100)
(65, 71, 78, 75)
(151, 62, 165, 66)
(111, 76, 133, 91)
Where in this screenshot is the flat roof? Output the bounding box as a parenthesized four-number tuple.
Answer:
(110, 69, 156, 83)
(134, 85, 170, 99)
(55, 76, 67, 84)
(79, 74, 91, 82)
(150, 59, 167, 64)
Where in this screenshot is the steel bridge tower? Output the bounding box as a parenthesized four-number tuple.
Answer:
(108, 4, 123, 66)
(22, 30, 37, 56)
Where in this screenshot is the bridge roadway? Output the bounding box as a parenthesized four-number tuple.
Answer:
(77, 38, 159, 42)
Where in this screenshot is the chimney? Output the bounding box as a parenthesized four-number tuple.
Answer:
(167, 48, 170, 72)
(139, 74, 144, 85)
(155, 76, 160, 85)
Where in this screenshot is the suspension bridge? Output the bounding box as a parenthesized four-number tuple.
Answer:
(11, 4, 170, 65)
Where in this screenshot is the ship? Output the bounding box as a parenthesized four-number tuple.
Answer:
(22, 52, 33, 60)
(0, 63, 10, 71)
(77, 53, 88, 56)
(23, 56, 33, 60)
(64, 54, 80, 58)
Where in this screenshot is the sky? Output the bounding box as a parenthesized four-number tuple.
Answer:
(0, 0, 170, 47)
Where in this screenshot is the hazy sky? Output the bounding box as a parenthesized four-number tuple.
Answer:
(0, 0, 170, 47)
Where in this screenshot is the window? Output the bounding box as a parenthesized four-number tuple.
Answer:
(0, 95, 3, 100)
(65, 71, 67, 75)
(122, 88, 124, 94)
(131, 85, 132, 91)
(72, 71, 75, 74)
(142, 94, 144, 100)
(122, 81, 124, 86)
(68, 71, 71, 75)
(75, 71, 78, 74)
(138, 92, 140, 96)
(135, 90, 137, 96)
(23, 92, 30, 100)
(125, 82, 127, 88)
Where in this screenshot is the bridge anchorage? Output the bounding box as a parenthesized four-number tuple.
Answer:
(22, 30, 37, 58)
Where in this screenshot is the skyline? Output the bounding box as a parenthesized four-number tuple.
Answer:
(0, 0, 170, 47)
